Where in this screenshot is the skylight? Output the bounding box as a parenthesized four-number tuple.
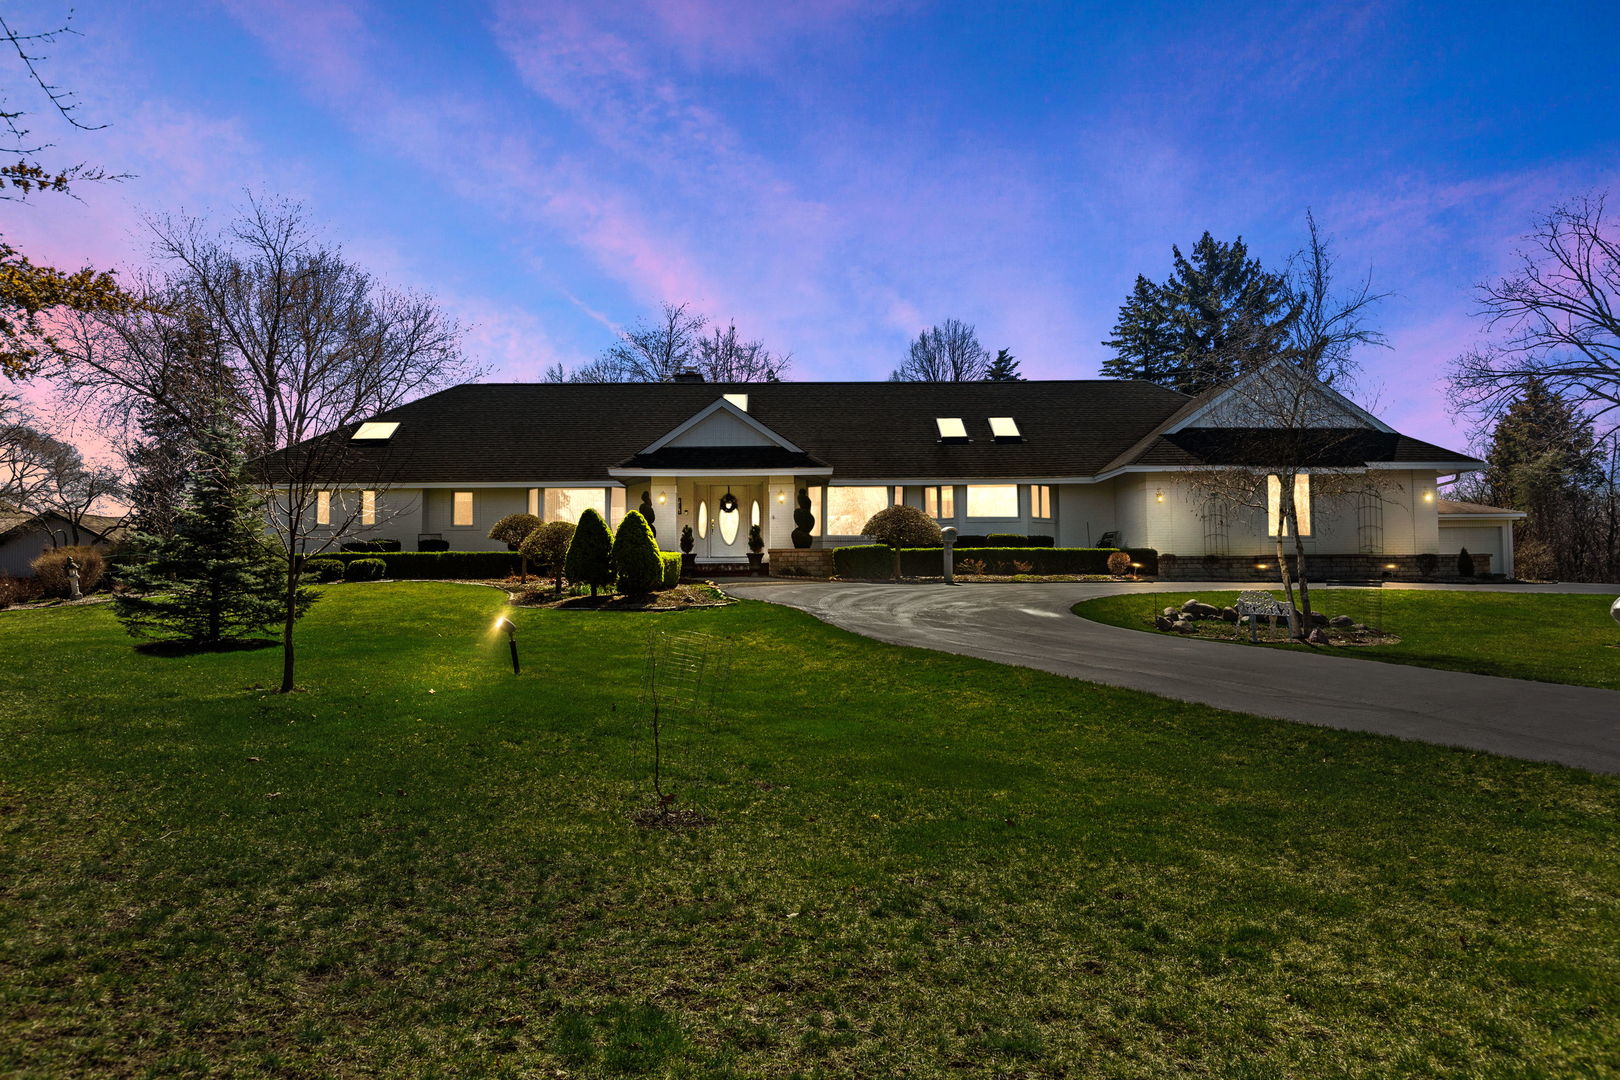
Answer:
(723, 393, 749, 412)
(989, 417, 1023, 442)
(352, 422, 399, 440)
(935, 417, 969, 442)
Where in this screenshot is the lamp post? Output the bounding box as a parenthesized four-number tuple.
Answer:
(495, 616, 519, 674)
(941, 526, 958, 585)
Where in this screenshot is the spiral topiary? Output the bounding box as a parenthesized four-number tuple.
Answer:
(791, 487, 815, 549)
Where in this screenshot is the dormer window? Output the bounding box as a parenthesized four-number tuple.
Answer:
(989, 417, 1023, 443)
(352, 422, 399, 440)
(723, 393, 748, 412)
(935, 417, 969, 443)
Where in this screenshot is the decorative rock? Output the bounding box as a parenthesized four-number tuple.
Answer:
(1307, 611, 1330, 627)
(1162, 606, 1179, 619)
(1329, 614, 1355, 628)
(1219, 606, 1240, 622)
(1182, 600, 1222, 619)
(1154, 615, 1175, 631)
(1172, 619, 1197, 634)
(1306, 628, 1331, 644)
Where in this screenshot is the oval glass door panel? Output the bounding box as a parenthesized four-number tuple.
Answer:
(697, 500, 708, 539)
(751, 500, 761, 528)
(719, 504, 740, 544)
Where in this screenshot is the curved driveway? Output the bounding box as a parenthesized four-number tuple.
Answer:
(727, 579, 1620, 775)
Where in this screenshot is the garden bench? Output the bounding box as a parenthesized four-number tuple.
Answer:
(1235, 590, 1294, 642)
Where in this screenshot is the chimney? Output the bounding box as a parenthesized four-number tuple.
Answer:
(670, 368, 705, 383)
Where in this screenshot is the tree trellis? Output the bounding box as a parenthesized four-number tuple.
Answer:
(639, 627, 734, 822)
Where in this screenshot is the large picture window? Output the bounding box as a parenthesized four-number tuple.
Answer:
(824, 486, 892, 535)
(1267, 474, 1312, 536)
(966, 484, 1019, 519)
(544, 487, 606, 525)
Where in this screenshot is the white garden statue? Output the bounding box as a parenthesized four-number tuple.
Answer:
(1611, 595, 1620, 626)
(66, 555, 82, 601)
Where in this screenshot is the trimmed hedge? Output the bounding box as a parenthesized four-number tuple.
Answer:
(417, 538, 450, 552)
(344, 557, 387, 582)
(304, 558, 345, 583)
(321, 550, 520, 579)
(340, 538, 402, 553)
(833, 545, 1157, 578)
(660, 552, 682, 589)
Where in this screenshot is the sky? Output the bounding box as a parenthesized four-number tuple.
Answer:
(7, 0, 1620, 458)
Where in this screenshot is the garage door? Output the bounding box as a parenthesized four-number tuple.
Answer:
(1438, 524, 1503, 566)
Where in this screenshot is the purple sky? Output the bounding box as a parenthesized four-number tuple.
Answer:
(9, 0, 1620, 458)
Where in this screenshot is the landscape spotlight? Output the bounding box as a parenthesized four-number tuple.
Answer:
(494, 616, 520, 675)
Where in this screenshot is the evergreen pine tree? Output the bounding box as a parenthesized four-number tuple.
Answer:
(115, 413, 310, 646)
(564, 508, 615, 597)
(124, 406, 195, 543)
(1102, 232, 1292, 395)
(985, 348, 1022, 381)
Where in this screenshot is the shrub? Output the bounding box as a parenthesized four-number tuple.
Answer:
(565, 508, 615, 597)
(861, 505, 942, 580)
(323, 550, 518, 578)
(984, 533, 1025, 547)
(1107, 551, 1132, 575)
(304, 558, 345, 583)
(31, 546, 105, 597)
(0, 575, 44, 608)
(748, 523, 764, 554)
(659, 552, 682, 589)
(835, 545, 1156, 579)
(956, 558, 986, 575)
(340, 538, 401, 552)
(344, 558, 386, 582)
(1416, 552, 1439, 576)
(520, 521, 576, 592)
(611, 510, 663, 595)
(488, 513, 541, 549)
(1456, 548, 1475, 577)
(417, 538, 450, 552)
(791, 488, 815, 549)
(1028, 535, 1055, 548)
(680, 525, 694, 554)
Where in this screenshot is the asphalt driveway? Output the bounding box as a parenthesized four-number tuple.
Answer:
(727, 579, 1620, 775)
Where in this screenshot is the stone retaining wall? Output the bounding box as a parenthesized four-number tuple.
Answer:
(768, 548, 835, 578)
(1158, 552, 1492, 582)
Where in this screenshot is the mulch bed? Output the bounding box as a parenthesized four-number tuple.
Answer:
(509, 583, 733, 611)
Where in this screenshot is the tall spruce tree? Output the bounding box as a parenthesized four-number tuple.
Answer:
(124, 405, 195, 542)
(1102, 232, 1293, 395)
(986, 348, 1022, 381)
(115, 412, 310, 646)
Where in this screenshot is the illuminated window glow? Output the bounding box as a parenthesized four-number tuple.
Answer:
(610, 487, 626, 525)
(825, 486, 892, 535)
(361, 490, 376, 526)
(924, 485, 955, 519)
(719, 501, 740, 544)
(989, 417, 1022, 441)
(723, 393, 748, 412)
(543, 487, 606, 525)
(967, 484, 1019, 518)
(1032, 485, 1052, 519)
(935, 417, 968, 441)
(1267, 474, 1313, 536)
(453, 491, 474, 527)
(316, 490, 331, 526)
(697, 500, 708, 539)
(527, 488, 539, 516)
(352, 422, 399, 440)
(750, 500, 761, 528)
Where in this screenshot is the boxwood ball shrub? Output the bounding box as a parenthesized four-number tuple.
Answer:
(611, 510, 664, 595)
(659, 552, 682, 589)
(565, 509, 615, 597)
(487, 513, 541, 551)
(344, 557, 387, 582)
(1107, 550, 1132, 576)
(304, 558, 345, 583)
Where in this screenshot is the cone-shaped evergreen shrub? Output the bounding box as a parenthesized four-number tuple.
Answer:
(791, 488, 815, 549)
(115, 415, 310, 646)
(564, 508, 615, 597)
(612, 510, 663, 595)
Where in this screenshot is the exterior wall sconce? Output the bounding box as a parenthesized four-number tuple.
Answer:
(1155, 489, 1165, 503)
(777, 490, 787, 503)
(1422, 489, 1434, 503)
(657, 491, 667, 504)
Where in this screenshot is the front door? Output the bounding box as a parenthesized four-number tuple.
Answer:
(696, 485, 759, 560)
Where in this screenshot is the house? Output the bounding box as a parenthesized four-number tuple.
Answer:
(0, 509, 126, 578)
(260, 366, 1524, 578)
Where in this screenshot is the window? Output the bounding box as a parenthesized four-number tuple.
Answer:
(361, 490, 377, 526)
(966, 484, 1018, 518)
(750, 500, 761, 529)
(989, 417, 1022, 442)
(352, 421, 399, 440)
(543, 487, 606, 525)
(1031, 485, 1052, 519)
(825, 486, 892, 535)
(1266, 474, 1312, 536)
(935, 417, 969, 442)
(924, 485, 955, 519)
(893, 485, 904, 506)
(698, 499, 709, 539)
(610, 488, 626, 525)
(723, 393, 748, 412)
(453, 491, 474, 527)
(527, 488, 539, 516)
(316, 490, 331, 526)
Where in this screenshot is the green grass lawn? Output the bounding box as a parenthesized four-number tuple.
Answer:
(2, 583, 1617, 1078)
(1076, 588, 1620, 692)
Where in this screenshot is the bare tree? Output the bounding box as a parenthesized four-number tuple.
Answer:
(889, 319, 991, 381)
(0, 394, 64, 512)
(34, 439, 122, 543)
(694, 321, 790, 382)
(1452, 194, 1620, 440)
(546, 303, 790, 383)
(54, 197, 470, 691)
(1284, 210, 1391, 385)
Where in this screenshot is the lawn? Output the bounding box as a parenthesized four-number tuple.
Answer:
(2, 583, 1617, 1078)
(1075, 588, 1620, 692)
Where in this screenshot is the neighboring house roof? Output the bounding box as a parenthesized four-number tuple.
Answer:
(0, 509, 125, 543)
(1436, 498, 1527, 518)
(257, 377, 1479, 484)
